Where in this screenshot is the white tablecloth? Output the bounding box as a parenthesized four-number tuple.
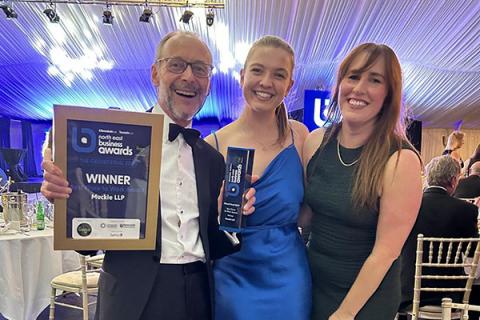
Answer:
(0, 228, 80, 320)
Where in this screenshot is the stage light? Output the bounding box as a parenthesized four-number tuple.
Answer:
(43, 3, 59, 23)
(102, 6, 113, 25)
(139, 7, 152, 23)
(0, 2, 17, 19)
(179, 10, 193, 24)
(206, 9, 214, 26)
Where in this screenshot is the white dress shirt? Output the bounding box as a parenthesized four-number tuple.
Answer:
(153, 105, 205, 264)
(426, 185, 448, 192)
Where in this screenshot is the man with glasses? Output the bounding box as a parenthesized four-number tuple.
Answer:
(41, 31, 256, 320)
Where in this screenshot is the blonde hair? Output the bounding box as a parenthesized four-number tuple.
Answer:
(244, 35, 294, 145)
(322, 43, 417, 210)
(445, 131, 464, 150)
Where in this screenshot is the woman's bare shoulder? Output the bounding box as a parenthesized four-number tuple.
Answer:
(289, 120, 309, 140)
(204, 122, 237, 149)
(303, 127, 327, 166)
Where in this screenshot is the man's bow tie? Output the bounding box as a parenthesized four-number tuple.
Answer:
(168, 123, 200, 147)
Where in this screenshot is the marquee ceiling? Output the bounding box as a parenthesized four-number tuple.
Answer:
(0, 0, 479, 128)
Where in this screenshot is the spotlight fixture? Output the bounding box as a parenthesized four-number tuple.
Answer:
(139, 7, 152, 23)
(43, 3, 59, 23)
(179, 10, 193, 24)
(0, 2, 17, 19)
(102, 5, 113, 25)
(206, 9, 214, 26)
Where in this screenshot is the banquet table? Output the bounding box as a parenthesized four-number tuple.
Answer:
(0, 228, 80, 320)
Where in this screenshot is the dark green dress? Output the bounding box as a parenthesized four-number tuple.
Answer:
(305, 134, 402, 320)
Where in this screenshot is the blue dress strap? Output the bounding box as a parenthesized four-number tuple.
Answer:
(212, 131, 220, 151)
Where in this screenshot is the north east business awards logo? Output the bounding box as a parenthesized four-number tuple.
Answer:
(72, 127, 97, 153)
(70, 126, 133, 156)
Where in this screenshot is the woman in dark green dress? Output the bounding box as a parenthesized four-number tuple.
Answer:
(302, 43, 423, 320)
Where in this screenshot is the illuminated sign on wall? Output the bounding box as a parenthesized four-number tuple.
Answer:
(303, 90, 330, 131)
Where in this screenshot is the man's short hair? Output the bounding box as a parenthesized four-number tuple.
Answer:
(426, 155, 460, 188)
(154, 31, 209, 62)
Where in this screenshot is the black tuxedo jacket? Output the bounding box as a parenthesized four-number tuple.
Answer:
(400, 187, 478, 309)
(93, 136, 238, 320)
(454, 175, 480, 199)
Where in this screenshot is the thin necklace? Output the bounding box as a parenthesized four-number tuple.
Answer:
(337, 139, 360, 167)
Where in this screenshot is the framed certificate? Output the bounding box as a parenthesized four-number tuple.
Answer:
(53, 105, 163, 250)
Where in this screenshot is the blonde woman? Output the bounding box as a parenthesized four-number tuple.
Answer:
(206, 36, 311, 319)
(442, 131, 465, 168)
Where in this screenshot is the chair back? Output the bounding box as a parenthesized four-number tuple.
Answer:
(441, 297, 480, 320)
(86, 254, 104, 269)
(49, 253, 99, 319)
(411, 234, 480, 320)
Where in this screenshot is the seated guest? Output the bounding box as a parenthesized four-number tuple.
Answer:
(464, 144, 480, 176)
(399, 155, 478, 311)
(454, 161, 480, 200)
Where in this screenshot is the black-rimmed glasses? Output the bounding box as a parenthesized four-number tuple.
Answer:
(156, 57, 213, 78)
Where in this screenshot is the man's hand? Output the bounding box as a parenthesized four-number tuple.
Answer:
(40, 148, 72, 202)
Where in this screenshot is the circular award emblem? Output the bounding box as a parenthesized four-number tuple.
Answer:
(77, 223, 92, 237)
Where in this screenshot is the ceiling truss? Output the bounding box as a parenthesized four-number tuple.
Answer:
(5, 0, 224, 8)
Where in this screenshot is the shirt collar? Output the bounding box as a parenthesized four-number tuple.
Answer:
(426, 185, 448, 192)
(152, 104, 192, 143)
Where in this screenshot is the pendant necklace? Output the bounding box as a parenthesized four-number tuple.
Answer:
(337, 139, 360, 167)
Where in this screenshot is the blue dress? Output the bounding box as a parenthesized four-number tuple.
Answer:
(214, 142, 311, 320)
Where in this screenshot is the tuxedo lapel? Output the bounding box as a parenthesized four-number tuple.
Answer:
(153, 195, 162, 258)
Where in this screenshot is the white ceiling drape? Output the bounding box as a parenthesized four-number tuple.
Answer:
(0, 0, 478, 128)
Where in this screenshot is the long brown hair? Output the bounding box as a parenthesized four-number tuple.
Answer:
(244, 35, 294, 145)
(322, 43, 416, 210)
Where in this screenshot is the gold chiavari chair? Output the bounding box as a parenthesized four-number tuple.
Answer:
(86, 253, 105, 269)
(49, 254, 100, 320)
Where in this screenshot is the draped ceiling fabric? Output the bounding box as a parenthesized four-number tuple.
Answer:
(0, 0, 479, 128)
